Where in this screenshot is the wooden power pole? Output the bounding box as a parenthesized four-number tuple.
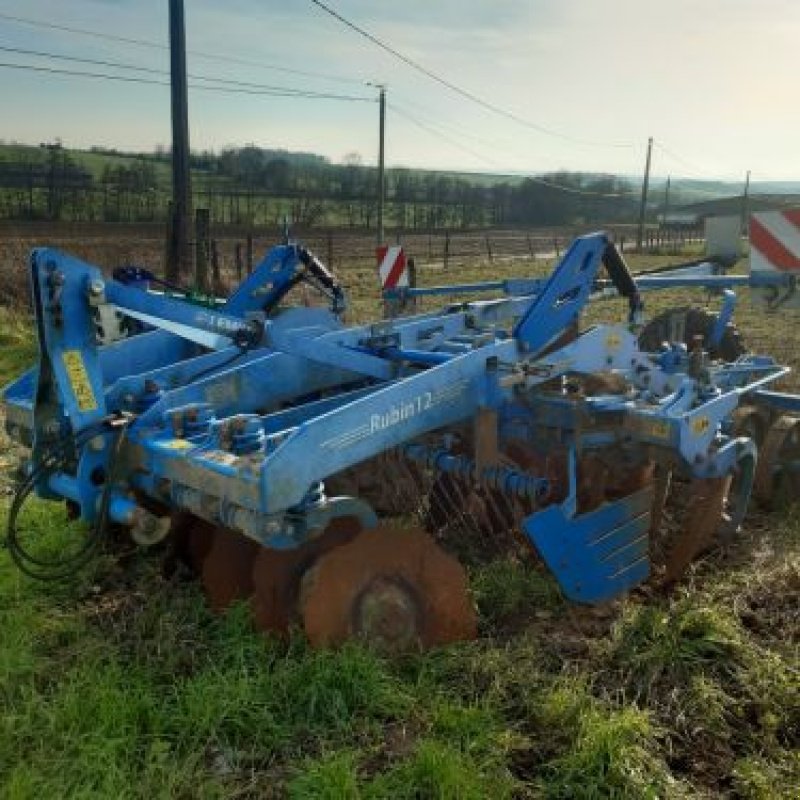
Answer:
(636, 136, 653, 252)
(740, 169, 751, 233)
(377, 85, 386, 246)
(167, 0, 192, 283)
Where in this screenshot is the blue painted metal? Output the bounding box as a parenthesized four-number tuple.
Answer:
(385, 255, 795, 310)
(514, 233, 610, 353)
(522, 486, 654, 604)
(7, 231, 800, 606)
(403, 443, 550, 500)
(709, 290, 737, 350)
(751, 389, 800, 413)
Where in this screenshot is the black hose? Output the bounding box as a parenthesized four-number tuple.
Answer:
(5, 420, 129, 581)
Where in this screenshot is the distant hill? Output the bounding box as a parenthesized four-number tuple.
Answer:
(680, 194, 800, 218)
(1, 140, 795, 228)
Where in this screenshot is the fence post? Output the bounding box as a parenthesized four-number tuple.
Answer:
(327, 230, 334, 269)
(485, 235, 494, 262)
(163, 201, 174, 278)
(444, 231, 450, 270)
(405, 256, 417, 315)
(211, 239, 220, 289)
(195, 208, 210, 292)
(246, 232, 254, 275)
(553, 236, 560, 258)
(527, 234, 534, 258)
(235, 242, 243, 282)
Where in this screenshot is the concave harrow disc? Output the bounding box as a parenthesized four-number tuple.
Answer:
(166, 511, 216, 576)
(658, 475, 731, 585)
(637, 306, 745, 361)
(250, 516, 361, 636)
(754, 415, 800, 509)
(299, 523, 477, 651)
(653, 405, 761, 585)
(201, 526, 260, 612)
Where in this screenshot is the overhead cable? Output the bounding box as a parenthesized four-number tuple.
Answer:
(308, 0, 635, 149)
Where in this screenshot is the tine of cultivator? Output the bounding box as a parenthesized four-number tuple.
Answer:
(522, 486, 654, 604)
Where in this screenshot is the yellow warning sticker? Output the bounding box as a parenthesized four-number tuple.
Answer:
(62, 350, 98, 412)
(642, 418, 670, 441)
(691, 416, 711, 437)
(160, 439, 195, 450)
(605, 332, 622, 350)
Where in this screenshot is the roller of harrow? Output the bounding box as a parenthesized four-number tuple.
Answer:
(4, 231, 800, 651)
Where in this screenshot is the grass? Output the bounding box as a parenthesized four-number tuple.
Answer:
(0, 307, 37, 380)
(0, 243, 798, 797)
(5, 517, 792, 797)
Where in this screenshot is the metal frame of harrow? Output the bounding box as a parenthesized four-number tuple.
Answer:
(4, 231, 800, 606)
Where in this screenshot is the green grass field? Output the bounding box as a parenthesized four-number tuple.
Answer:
(0, 143, 173, 184)
(0, 245, 798, 798)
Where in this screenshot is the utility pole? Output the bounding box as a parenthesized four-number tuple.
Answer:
(167, 0, 192, 283)
(636, 136, 653, 252)
(376, 85, 386, 246)
(740, 169, 751, 233)
(663, 176, 671, 221)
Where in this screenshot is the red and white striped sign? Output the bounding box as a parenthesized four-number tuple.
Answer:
(377, 245, 408, 289)
(750, 209, 800, 272)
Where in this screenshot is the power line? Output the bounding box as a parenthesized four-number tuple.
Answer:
(526, 175, 636, 198)
(390, 102, 636, 198)
(653, 140, 708, 176)
(0, 10, 364, 86)
(393, 92, 529, 152)
(0, 61, 171, 87)
(0, 43, 375, 98)
(392, 92, 644, 193)
(653, 140, 741, 183)
(0, 61, 373, 101)
(0, 43, 166, 77)
(394, 92, 644, 177)
(652, 140, 745, 195)
(308, 0, 634, 149)
(389, 102, 501, 168)
(665, 180, 742, 198)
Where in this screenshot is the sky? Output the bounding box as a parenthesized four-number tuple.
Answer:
(0, 0, 798, 182)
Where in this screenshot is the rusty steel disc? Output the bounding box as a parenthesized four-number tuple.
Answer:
(730, 405, 766, 448)
(299, 523, 477, 651)
(648, 467, 673, 544)
(200, 526, 260, 612)
(164, 511, 216, 577)
(661, 475, 730, 585)
(604, 460, 655, 502)
(250, 516, 362, 636)
(754, 415, 800, 509)
(576, 453, 611, 513)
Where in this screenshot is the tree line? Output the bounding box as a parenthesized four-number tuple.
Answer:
(0, 143, 640, 229)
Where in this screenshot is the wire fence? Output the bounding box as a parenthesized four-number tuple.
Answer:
(0, 222, 702, 277)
